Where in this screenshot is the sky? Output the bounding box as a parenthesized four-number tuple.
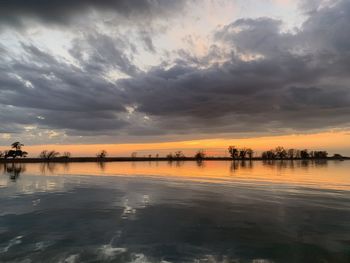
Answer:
(0, 0, 350, 156)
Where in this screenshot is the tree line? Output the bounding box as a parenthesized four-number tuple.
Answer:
(261, 147, 329, 160)
(0, 142, 111, 160)
(0, 142, 343, 161)
(228, 146, 331, 160)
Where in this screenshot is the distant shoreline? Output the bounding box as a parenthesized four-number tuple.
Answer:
(0, 157, 348, 163)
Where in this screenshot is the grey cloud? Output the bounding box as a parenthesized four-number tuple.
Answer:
(117, 1, 350, 133)
(300, 1, 350, 54)
(120, 54, 324, 117)
(37, 110, 127, 134)
(118, 60, 350, 134)
(0, 41, 130, 135)
(70, 33, 140, 76)
(215, 18, 285, 55)
(285, 86, 350, 109)
(0, 0, 187, 28)
(138, 30, 156, 53)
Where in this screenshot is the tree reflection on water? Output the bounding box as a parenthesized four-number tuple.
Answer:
(2, 163, 26, 181)
(230, 160, 254, 173)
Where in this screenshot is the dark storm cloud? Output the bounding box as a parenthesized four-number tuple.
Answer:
(0, 0, 350, 140)
(0, 0, 187, 27)
(118, 0, 350, 132)
(0, 38, 130, 134)
(69, 33, 140, 76)
(37, 111, 127, 134)
(0, 105, 35, 134)
(215, 18, 289, 57)
(1, 45, 126, 112)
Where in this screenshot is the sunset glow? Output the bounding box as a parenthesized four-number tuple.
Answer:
(4, 130, 348, 157)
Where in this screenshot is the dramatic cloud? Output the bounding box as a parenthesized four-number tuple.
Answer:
(119, 0, 350, 132)
(0, 0, 187, 28)
(0, 0, 349, 144)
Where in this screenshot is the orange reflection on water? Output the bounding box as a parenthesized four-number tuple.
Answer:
(1, 160, 349, 191)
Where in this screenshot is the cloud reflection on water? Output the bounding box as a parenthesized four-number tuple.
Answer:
(0, 161, 350, 262)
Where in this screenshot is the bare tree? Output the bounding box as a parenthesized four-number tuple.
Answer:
(39, 150, 60, 160)
(228, 146, 239, 159)
(239, 148, 248, 159)
(47, 151, 60, 159)
(246, 148, 254, 159)
(62, 152, 71, 158)
(174, 151, 185, 159)
(39, 150, 48, 159)
(97, 150, 107, 158)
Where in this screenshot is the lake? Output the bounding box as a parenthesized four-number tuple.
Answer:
(1, 160, 350, 262)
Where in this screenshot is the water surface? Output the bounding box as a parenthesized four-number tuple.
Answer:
(1, 160, 350, 262)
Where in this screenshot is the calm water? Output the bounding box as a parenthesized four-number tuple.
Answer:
(1, 160, 350, 263)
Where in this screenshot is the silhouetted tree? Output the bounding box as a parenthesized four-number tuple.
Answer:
(39, 150, 60, 160)
(313, 151, 328, 159)
(48, 151, 60, 159)
(300, 149, 309, 159)
(39, 150, 48, 159)
(62, 152, 71, 158)
(228, 146, 239, 159)
(97, 150, 107, 159)
(246, 148, 254, 159)
(5, 142, 27, 159)
(194, 150, 206, 160)
(131, 152, 137, 158)
(239, 148, 248, 159)
(261, 147, 330, 160)
(166, 153, 174, 160)
(174, 151, 185, 159)
(275, 146, 287, 159)
(11, 142, 23, 150)
(287, 149, 297, 159)
(262, 150, 276, 160)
